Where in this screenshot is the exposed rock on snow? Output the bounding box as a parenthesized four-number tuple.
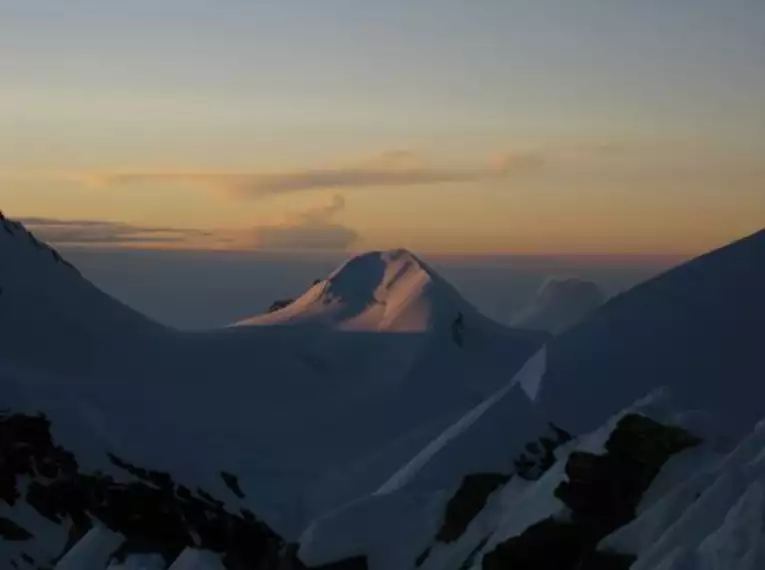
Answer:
(0, 410, 295, 569)
(296, 229, 765, 570)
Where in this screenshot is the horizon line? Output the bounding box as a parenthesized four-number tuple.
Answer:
(55, 244, 694, 263)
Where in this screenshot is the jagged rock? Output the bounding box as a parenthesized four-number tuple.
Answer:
(457, 536, 490, 570)
(555, 414, 701, 531)
(483, 517, 635, 570)
(308, 556, 368, 570)
(0, 411, 299, 570)
(414, 546, 431, 567)
(451, 312, 465, 347)
(269, 299, 295, 313)
(514, 423, 573, 481)
(221, 471, 246, 499)
(436, 473, 511, 543)
(483, 414, 699, 570)
(0, 516, 33, 540)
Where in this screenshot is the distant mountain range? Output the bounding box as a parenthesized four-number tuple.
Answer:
(0, 211, 762, 569)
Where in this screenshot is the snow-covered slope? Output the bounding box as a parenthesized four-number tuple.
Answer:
(536, 228, 765, 436)
(298, 389, 765, 570)
(294, 228, 765, 570)
(50, 391, 765, 570)
(601, 414, 765, 570)
(0, 216, 545, 567)
(298, 363, 559, 569)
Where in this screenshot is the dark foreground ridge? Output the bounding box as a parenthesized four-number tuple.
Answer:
(0, 410, 306, 569)
(436, 473, 510, 544)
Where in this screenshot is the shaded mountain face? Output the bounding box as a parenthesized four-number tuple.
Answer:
(0, 213, 166, 377)
(536, 229, 765, 436)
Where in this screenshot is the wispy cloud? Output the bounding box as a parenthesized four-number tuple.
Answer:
(247, 194, 359, 250)
(86, 150, 542, 198)
(18, 195, 359, 251)
(19, 218, 215, 247)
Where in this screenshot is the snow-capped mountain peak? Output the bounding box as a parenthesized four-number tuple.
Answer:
(236, 248, 480, 332)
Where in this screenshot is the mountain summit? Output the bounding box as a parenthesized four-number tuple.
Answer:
(237, 248, 483, 333)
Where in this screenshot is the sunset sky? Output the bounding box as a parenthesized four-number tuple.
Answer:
(1, 0, 763, 255)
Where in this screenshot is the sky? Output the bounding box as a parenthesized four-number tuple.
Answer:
(1, 0, 763, 255)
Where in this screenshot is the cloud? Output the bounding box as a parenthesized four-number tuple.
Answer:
(248, 194, 359, 250)
(87, 151, 542, 198)
(18, 195, 359, 251)
(296, 193, 348, 221)
(19, 218, 214, 247)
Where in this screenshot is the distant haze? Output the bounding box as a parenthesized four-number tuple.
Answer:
(63, 249, 678, 330)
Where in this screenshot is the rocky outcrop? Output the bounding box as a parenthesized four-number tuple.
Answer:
(0, 411, 304, 570)
(483, 414, 700, 570)
(309, 556, 368, 570)
(436, 473, 511, 544)
(513, 423, 573, 481)
(269, 299, 295, 313)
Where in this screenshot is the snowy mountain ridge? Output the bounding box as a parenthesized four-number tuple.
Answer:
(237, 248, 485, 333)
(536, 227, 765, 436)
(0, 213, 763, 570)
(296, 228, 765, 570)
(299, 389, 765, 570)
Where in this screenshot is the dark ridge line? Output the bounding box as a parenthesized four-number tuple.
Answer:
(458, 536, 490, 570)
(308, 556, 368, 570)
(436, 473, 511, 544)
(414, 546, 431, 567)
(0, 212, 81, 276)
